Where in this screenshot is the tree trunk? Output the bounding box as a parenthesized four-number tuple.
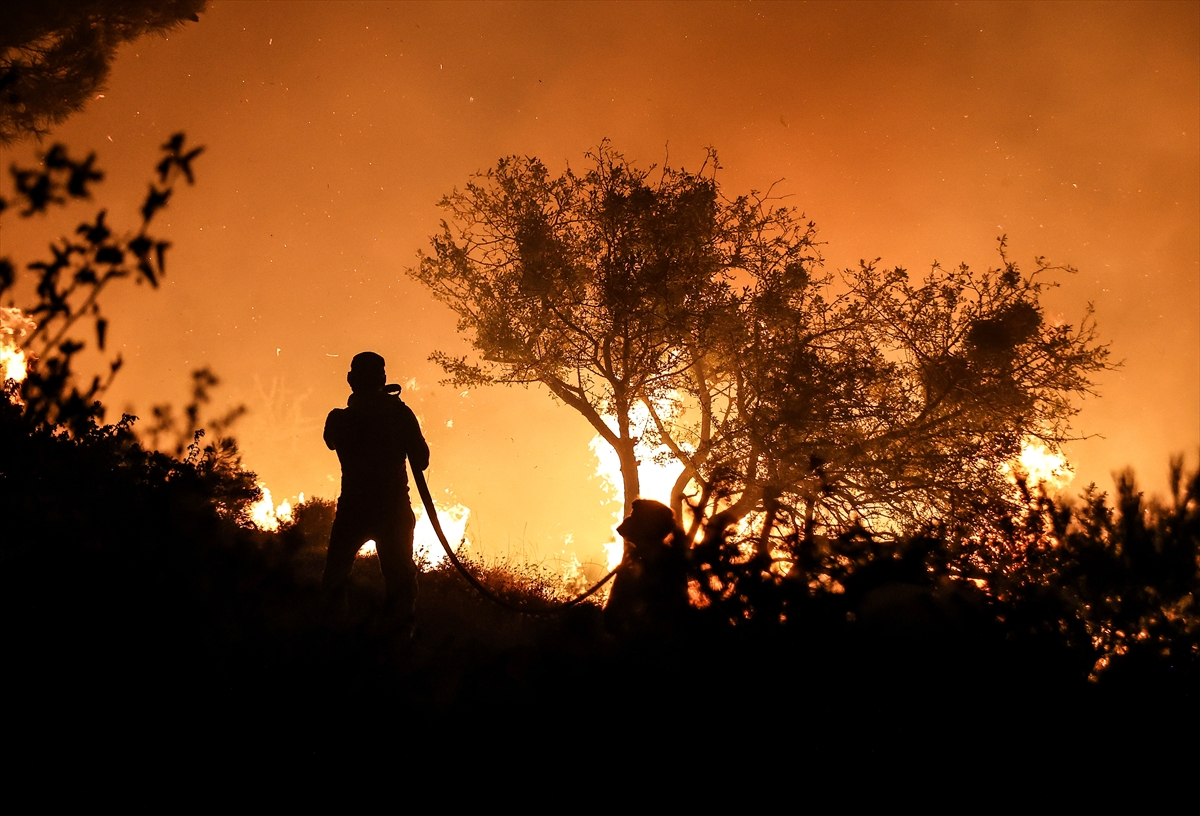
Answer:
(616, 437, 641, 521)
(670, 465, 695, 536)
(614, 399, 641, 521)
(756, 487, 780, 561)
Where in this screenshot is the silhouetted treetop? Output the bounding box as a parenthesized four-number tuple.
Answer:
(1, 133, 203, 433)
(412, 143, 1112, 559)
(0, 0, 205, 144)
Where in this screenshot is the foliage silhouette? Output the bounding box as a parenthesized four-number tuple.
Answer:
(411, 143, 1111, 570)
(1, 133, 204, 436)
(7, 380, 1192, 751)
(953, 460, 1200, 684)
(0, 0, 206, 144)
(1, 136, 1192, 757)
(141, 365, 246, 463)
(412, 143, 737, 521)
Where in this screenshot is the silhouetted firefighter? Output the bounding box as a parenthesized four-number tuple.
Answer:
(322, 352, 430, 627)
(605, 499, 691, 636)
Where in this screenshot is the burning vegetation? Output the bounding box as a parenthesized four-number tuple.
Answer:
(245, 483, 295, 532)
(412, 144, 1112, 599)
(1, 136, 1196, 753)
(0, 307, 34, 384)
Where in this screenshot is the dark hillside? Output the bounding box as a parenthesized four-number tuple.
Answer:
(3, 389, 1196, 760)
(1, 136, 1194, 764)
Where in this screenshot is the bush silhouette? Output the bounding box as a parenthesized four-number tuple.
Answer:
(2, 136, 1195, 755)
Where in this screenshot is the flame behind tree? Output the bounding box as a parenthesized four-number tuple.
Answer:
(412, 143, 1111, 565)
(354, 501, 470, 567)
(0, 134, 259, 520)
(245, 484, 294, 532)
(1008, 439, 1074, 494)
(0, 134, 203, 434)
(413, 143, 736, 524)
(1, 307, 35, 384)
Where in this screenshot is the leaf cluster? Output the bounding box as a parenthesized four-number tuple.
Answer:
(681, 456, 1198, 688)
(1, 132, 203, 434)
(412, 143, 1112, 557)
(414, 142, 730, 433)
(0, 0, 206, 144)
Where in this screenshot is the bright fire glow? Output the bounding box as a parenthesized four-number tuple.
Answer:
(588, 409, 1077, 577)
(1006, 438, 1074, 493)
(245, 483, 294, 531)
(560, 552, 589, 593)
(358, 501, 468, 565)
(590, 397, 687, 571)
(414, 500, 469, 566)
(1, 307, 35, 384)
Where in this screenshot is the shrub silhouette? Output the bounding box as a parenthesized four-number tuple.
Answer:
(0, 2, 206, 144)
(2, 136, 1195, 754)
(1, 134, 204, 434)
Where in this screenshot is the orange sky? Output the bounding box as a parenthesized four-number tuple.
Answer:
(3, 1, 1197, 570)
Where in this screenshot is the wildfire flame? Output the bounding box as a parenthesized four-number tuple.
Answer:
(414, 500, 469, 566)
(240, 475, 470, 569)
(587, 403, 1076, 579)
(1006, 439, 1074, 493)
(1, 307, 35, 384)
(359, 500, 470, 566)
(246, 484, 295, 531)
(589, 398, 687, 571)
(548, 534, 609, 598)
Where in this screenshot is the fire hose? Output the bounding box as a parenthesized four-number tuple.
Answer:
(412, 468, 619, 615)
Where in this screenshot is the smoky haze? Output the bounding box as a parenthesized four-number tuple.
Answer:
(2, 1, 1196, 571)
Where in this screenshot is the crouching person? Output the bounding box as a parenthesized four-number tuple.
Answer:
(605, 499, 691, 638)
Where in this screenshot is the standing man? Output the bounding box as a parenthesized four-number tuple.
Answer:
(322, 351, 430, 626)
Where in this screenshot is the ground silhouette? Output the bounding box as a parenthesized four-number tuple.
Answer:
(2, 136, 1194, 762)
(4, 387, 1196, 755)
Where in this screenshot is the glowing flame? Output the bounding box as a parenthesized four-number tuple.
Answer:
(560, 551, 588, 593)
(558, 534, 585, 589)
(413, 500, 469, 566)
(1006, 438, 1074, 493)
(590, 397, 687, 570)
(245, 483, 295, 531)
(350, 500, 470, 565)
(1, 307, 36, 384)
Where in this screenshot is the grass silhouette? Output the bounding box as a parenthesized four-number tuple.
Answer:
(4, 388, 1195, 755)
(2, 136, 1193, 760)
